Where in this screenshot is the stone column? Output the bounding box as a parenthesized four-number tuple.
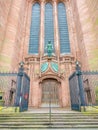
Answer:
(53, 1, 60, 73)
(28, 64, 33, 107)
(0, 0, 25, 71)
(39, 82, 42, 107)
(39, 1, 45, 56)
(39, 1, 45, 76)
(58, 82, 62, 107)
(64, 61, 71, 108)
(53, 1, 60, 56)
(61, 61, 71, 108)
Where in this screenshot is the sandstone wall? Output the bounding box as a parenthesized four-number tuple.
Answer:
(86, 0, 98, 69)
(0, 0, 12, 50)
(0, 0, 98, 71)
(0, 0, 27, 71)
(71, 0, 98, 70)
(0, 0, 12, 68)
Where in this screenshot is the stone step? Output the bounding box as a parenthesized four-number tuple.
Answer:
(0, 124, 98, 129)
(0, 116, 97, 119)
(0, 121, 98, 125)
(0, 112, 98, 129)
(0, 114, 98, 117)
(0, 119, 98, 122)
(0, 116, 98, 120)
(1, 114, 97, 116)
(0, 112, 98, 115)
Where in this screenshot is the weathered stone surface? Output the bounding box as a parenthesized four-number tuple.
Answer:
(0, 0, 98, 108)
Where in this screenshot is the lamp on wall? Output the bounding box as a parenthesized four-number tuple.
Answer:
(19, 61, 25, 68)
(19, 61, 29, 74)
(18, 61, 25, 74)
(75, 60, 81, 72)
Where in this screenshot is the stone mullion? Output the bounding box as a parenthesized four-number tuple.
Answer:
(39, 1, 45, 56)
(53, 1, 60, 73)
(53, 1, 60, 56)
(39, 1, 45, 76)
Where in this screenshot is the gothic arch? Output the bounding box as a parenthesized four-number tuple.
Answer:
(39, 74, 62, 83)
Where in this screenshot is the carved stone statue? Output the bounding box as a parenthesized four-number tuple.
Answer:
(46, 41, 53, 57)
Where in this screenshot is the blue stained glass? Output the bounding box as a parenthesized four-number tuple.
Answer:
(58, 3, 70, 54)
(44, 3, 55, 53)
(28, 3, 40, 54)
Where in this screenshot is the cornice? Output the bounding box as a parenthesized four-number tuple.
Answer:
(26, 0, 69, 4)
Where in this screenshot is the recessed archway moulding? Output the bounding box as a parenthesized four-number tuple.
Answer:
(39, 74, 62, 83)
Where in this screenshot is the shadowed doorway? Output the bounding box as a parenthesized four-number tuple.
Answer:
(41, 79, 60, 108)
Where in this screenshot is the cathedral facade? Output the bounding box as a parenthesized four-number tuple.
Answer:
(0, 0, 98, 108)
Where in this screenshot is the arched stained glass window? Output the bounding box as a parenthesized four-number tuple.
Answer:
(58, 3, 70, 54)
(29, 3, 40, 54)
(44, 3, 54, 53)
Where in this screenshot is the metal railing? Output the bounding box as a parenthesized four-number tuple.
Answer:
(69, 70, 98, 111)
(0, 70, 30, 112)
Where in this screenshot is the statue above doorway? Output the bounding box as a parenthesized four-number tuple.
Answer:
(46, 41, 53, 57)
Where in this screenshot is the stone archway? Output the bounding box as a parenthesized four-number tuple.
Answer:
(41, 78, 60, 107)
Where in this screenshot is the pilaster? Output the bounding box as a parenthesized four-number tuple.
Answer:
(53, 0, 60, 56)
(0, 0, 26, 71)
(39, 1, 45, 56)
(65, 1, 79, 59)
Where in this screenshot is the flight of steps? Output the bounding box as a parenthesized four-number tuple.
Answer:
(0, 112, 98, 129)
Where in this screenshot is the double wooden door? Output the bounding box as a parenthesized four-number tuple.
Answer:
(41, 79, 59, 107)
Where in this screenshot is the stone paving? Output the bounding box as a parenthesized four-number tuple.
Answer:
(2, 128, 97, 130)
(23, 108, 98, 130)
(26, 108, 78, 113)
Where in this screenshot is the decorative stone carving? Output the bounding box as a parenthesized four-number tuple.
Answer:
(41, 62, 49, 72)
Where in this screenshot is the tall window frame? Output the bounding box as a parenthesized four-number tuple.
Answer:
(29, 3, 41, 54)
(58, 2, 70, 54)
(44, 3, 55, 53)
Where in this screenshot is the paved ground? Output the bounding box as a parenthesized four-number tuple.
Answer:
(2, 128, 98, 130)
(22, 108, 98, 130)
(26, 108, 78, 113)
